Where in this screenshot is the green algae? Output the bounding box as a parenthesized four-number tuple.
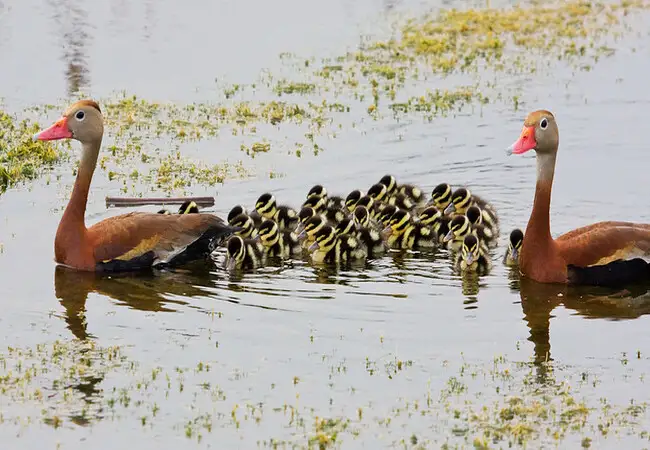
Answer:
(0, 110, 66, 194)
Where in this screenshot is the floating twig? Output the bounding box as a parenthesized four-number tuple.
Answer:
(106, 196, 215, 208)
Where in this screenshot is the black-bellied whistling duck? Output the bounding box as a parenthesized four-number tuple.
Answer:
(34, 100, 236, 272)
(508, 110, 650, 285)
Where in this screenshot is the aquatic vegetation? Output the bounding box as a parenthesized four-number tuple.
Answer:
(0, 110, 66, 193)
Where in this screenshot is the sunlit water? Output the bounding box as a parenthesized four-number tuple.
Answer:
(1, 0, 650, 448)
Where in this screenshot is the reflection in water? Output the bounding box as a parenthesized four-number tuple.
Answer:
(49, 0, 90, 95)
(54, 265, 215, 340)
(518, 277, 650, 371)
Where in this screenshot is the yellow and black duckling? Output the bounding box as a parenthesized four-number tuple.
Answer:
(302, 195, 327, 214)
(455, 234, 492, 275)
(307, 184, 345, 210)
(443, 187, 498, 229)
(353, 205, 386, 257)
(345, 189, 363, 212)
(416, 206, 451, 244)
(443, 215, 489, 254)
(256, 219, 301, 258)
(157, 200, 200, 215)
(229, 213, 258, 239)
(503, 228, 524, 267)
(381, 209, 436, 250)
(228, 204, 263, 228)
(465, 205, 498, 248)
(376, 204, 398, 227)
(296, 206, 320, 234)
(335, 217, 356, 236)
(426, 183, 453, 212)
(386, 192, 415, 212)
(304, 194, 347, 227)
(367, 183, 389, 203)
(255, 193, 299, 231)
(224, 235, 266, 271)
(379, 174, 424, 205)
(308, 225, 367, 264)
(297, 215, 327, 250)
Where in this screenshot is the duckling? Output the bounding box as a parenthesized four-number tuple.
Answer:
(417, 206, 450, 244)
(224, 235, 266, 271)
(179, 200, 200, 214)
(302, 195, 327, 214)
(356, 195, 384, 220)
(503, 228, 524, 267)
(296, 206, 320, 234)
(308, 225, 367, 264)
(443, 215, 489, 254)
(444, 188, 498, 230)
(257, 219, 301, 258)
(387, 192, 415, 212)
(157, 201, 199, 215)
(255, 193, 299, 231)
(353, 205, 386, 257)
(345, 189, 363, 212)
(335, 217, 356, 236)
(376, 204, 398, 227)
(455, 234, 492, 275)
(229, 213, 258, 239)
(367, 183, 389, 203)
(379, 174, 424, 204)
(228, 204, 263, 228)
(426, 183, 453, 212)
(307, 184, 345, 210)
(465, 205, 498, 248)
(297, 215, 327, 250)
(381, 209, 436, 250)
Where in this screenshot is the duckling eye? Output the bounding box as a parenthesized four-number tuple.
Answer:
(75, 110, 85, 121)
(540, 118, 548, 130)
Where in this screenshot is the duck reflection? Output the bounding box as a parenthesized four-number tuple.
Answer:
(49, 0, 90, 95)
(518, 277, 650, 367)
(54, 264, 215, 340)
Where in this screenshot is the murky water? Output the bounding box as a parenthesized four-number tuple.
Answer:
(2, 0, 650, 448)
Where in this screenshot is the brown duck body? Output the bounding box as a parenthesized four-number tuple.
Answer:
(510, 110, 650, 285)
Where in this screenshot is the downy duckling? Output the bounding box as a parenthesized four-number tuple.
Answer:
(444, 188, 498, 229)
(356, 195, 384, 220)
(417, 206, 451, 244)
(229, 213, 258, 239)
(224, 235, 266, 271)
(426, 183, 453, 212)
(353, 205, 386, 257)
(379, 174, 424, 204)
(443, 215, 489, 254)
(296, 206, 320, 234)
(387, 192, 415, 212)
(381, 209, 436, 250)
(255, 193, 299, 231)
(503, 228, 524, 267)
(376, 204, 398, 227)
(297, 215, 327, 250)
(157, 201, 199, 215)
(308, 225, 367, 264)
(345, 190, 363, 212)
(455, 234, 492, 275)
(228, 204, 263, 228)
(257, 219, 301, 258)
(307, 184, 327, 200)
(302, 195, 327, 214)
(307, 184, 344, 209)
(367, 183, 389, 203)
(465, 205, 498, 248)
(335, 217, 356, 236)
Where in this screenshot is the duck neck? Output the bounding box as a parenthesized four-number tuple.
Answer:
(59, 139, 101, 232)
(526, 152, 556, 246)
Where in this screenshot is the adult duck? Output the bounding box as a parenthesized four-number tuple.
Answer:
(34, 100, 236, 272)
(507, 110, 650, 286)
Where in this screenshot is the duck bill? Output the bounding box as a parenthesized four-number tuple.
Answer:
(507, 125, 536, 155)
(297, 229, 308, 241)
(443, 203, 455, 215)
(33, 117, 72, 141)
(308, 241, 320, 252)
(295, 223, 306, 236)
(381, 226, 393, 240)
(465, 253, 475, 266)
(225, 257, 238, 271)
(511, 246, 519, 261)
(443, 229, 455, 243)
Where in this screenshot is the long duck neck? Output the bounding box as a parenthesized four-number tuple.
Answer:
(526, 152, 557, 245)
(58, 139, 101, 233)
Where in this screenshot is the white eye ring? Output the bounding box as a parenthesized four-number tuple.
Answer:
(75, 110, 86, 121)
(540, 118, 548, 130)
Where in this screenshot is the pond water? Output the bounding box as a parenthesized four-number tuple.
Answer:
(1, 0, 650, 448)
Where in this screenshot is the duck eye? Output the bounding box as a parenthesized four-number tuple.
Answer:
(75, 110, 85, 121)
(540, 118, 548, 130)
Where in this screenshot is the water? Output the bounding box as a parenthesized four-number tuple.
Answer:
(2, 0, 650, 448)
